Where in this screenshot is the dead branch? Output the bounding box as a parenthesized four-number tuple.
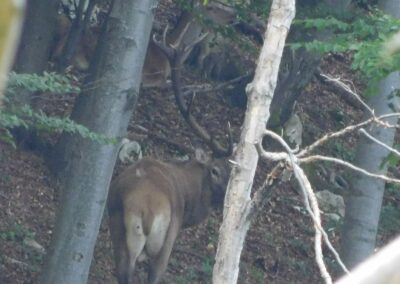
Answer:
(251, 43, 400, 284)
(248, 162, 284, 219)
(359, 128, 400, 157)
(298, 113, 400, 158)
(315, 72, 364, 110)
(318, 73, 372, 114)
(299, 155, 400, 184)
(257, 129, 349, 282)
(3, 255, 31, 270)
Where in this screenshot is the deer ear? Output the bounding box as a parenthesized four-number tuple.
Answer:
(195, 148, 210, 164)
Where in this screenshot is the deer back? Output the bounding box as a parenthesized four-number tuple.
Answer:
(109, 150, 230, 229)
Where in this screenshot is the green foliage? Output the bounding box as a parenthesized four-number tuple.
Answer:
(294, 17, 349, 32)
(332, 142, 355, 162)
(381, 144, 400, 168)
(288, 238, 312, 256)
(7, 72, 80, 94)
(248, 265, 264, 283)
(282, 255, 313, 276)
(292, 9, 400, 93)
(201, 256, 214, 279)
(1, 72, 116, 147)
(175, 266, 198, 284)
(0, 222, 35, 242)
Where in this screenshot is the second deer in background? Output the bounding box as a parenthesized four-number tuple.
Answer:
(51, 1, 237, 87)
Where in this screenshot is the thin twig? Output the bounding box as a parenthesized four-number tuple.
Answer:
(319, 73, 374, 115)
(359, 128, 400, 157)
(298, 113, 400, 158)
(257, 129, 349, 282)
(299, 155, 400, 184)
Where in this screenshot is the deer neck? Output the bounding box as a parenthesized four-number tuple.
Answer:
(177, 161, 211, 227)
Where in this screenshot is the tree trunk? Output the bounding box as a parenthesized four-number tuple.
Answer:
(268, 0, 352, 129)
(58, 0, 96, 71)
(40, 0, 158, 283)
(340, 0, 400, 268)
(13, 0, 60, 104)
(212, 1, 295, 283)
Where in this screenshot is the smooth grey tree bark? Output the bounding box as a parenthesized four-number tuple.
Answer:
(40, 0, 158, 283)
(13, 0, 60, 104)
(341, 0, 400, 268)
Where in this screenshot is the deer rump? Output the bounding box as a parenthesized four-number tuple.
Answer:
(108, 151, 229, 284)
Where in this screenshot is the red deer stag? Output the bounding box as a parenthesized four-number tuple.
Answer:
(51, 11, 197, 87)
(108, 22, 233, 284)
(108, 149, 231, 284)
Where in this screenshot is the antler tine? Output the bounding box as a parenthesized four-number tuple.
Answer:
(161, 23, 169, 46)
(182, 32, 209, 59)
(209, 122, 233, 158)
(158, 19, 232, 157)
(152, 25, 174, 60)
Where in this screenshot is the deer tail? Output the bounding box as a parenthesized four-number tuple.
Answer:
(124, 212, 146, 283)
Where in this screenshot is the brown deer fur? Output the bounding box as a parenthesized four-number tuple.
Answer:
(51, 2, 236, 87)
(108, 149, 230, 284)
(51, 13, 193, 87)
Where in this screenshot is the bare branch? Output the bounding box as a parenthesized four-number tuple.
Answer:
(319, 73, 374, 115)
(298, 113, 400, 158)
(249, 162, 285, 218)
(298, 119, 373, 157)
(299, 155, 400, 184)
(359, 128, 400, 157)
(257, 129, 349, 282)
(253, 71, 400, 282)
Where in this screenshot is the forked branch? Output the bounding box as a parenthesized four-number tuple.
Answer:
(152, 26, 233, 157)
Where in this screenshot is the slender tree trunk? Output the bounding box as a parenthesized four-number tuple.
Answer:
(268, 0, 351, 128)
(40, 0, 158, 283)
(212, 1, 295, 283)
(13, 0, 60, 104)
(341, 0, 400, 268)
(58, 0, 96, 71)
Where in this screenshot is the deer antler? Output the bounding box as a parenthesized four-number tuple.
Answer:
(153, 26, 233, 157)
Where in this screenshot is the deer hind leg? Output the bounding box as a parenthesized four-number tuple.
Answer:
(124, 214, 147, 284)
(147, 219, 179, 284)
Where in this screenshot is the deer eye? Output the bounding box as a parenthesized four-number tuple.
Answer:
(211, 167, 220, 178)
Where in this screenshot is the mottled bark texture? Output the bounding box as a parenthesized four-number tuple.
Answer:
(41, 0, 158, 283)
(212, 1, 295, 283)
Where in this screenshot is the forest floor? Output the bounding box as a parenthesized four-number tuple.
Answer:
(1, 2, 400, 282)
(1, 51, 399, 284)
